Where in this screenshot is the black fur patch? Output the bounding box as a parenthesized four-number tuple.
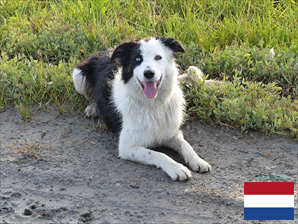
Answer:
(157, 37, 185, 56)
(111, 40, 141, 83)
(76, 49, 122, 133)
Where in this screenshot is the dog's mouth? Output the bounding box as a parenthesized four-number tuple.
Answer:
(138, 76, 162, 99)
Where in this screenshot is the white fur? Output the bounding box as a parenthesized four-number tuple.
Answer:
(112, 39, 211, 181)
(72, 68, 91, 99)
(73, 69, 98, 117)
(134, 38, 168, 85)
(85, 102, 98, 117)
(187, 66, 204, 81)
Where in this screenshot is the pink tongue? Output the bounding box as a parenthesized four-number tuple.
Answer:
(143, 81, 157, 99)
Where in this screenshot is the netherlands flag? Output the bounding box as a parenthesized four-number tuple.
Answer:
(244, 182, 294, 220)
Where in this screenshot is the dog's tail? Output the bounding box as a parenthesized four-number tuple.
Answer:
(72, 52, 106, 100)
(72, 67, 93, 100)
(72, 50, 116, 100)
(73, 58, 100, 100)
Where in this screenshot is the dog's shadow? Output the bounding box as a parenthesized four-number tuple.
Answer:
(152, 146, 186, 166)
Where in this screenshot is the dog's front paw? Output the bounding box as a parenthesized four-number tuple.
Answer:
(188, 156, 212, 173)
(85, 103, 98, 117)
(164, 162, 192, 181)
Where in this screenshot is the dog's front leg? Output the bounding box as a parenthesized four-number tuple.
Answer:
(119, 146, 192, 181)
(166, 131, 212, 173)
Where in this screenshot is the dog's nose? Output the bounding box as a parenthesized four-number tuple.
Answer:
(144, 70, 155, 79)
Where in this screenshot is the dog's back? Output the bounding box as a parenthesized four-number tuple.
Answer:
(73, 49, 122, 133)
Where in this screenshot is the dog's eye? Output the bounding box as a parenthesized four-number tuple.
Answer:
(154, 55, 162, 60)
(136, 56, 142, 62)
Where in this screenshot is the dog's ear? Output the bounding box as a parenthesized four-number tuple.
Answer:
(157, 37, 185, 53)
(112, 41, 139, 66)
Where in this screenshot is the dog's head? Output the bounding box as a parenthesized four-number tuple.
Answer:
(111, 37, 184, 99)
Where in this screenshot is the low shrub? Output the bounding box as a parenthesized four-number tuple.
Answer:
(0, 53, 86, 114)
(180, 43, 298, 98)
(183, 75, 298, 139)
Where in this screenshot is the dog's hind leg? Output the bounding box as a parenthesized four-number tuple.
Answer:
(73, 68, 99, 117)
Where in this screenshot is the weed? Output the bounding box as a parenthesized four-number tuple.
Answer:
(10, 142, 51, 161)
(16, 101, 32, 121)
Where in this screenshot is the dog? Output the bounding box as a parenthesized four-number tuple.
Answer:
(72, 37, 211, 181)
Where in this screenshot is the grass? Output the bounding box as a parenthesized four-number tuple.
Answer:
(9, 141, 51, 162)
(0, 0, 297, 139)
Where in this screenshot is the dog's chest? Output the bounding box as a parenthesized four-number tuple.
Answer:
(119, 95, 184, 147)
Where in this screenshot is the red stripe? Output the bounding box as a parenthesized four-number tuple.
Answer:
(244, 182, 294, 195)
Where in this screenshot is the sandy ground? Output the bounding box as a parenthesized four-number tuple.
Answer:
(0, 107, 297, 224)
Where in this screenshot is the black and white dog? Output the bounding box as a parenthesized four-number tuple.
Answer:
(72, 37, 211, 181)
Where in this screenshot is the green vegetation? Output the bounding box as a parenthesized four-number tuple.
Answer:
(0, 0, 297, 138)
(183, 76, 297, 139)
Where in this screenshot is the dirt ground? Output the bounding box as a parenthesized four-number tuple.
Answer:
(0, 106, 297, 224)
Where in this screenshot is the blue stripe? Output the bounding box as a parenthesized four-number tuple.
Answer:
(244, 208, 294, 220)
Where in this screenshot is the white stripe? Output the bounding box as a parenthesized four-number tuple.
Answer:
(244, 195, 294, 208)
